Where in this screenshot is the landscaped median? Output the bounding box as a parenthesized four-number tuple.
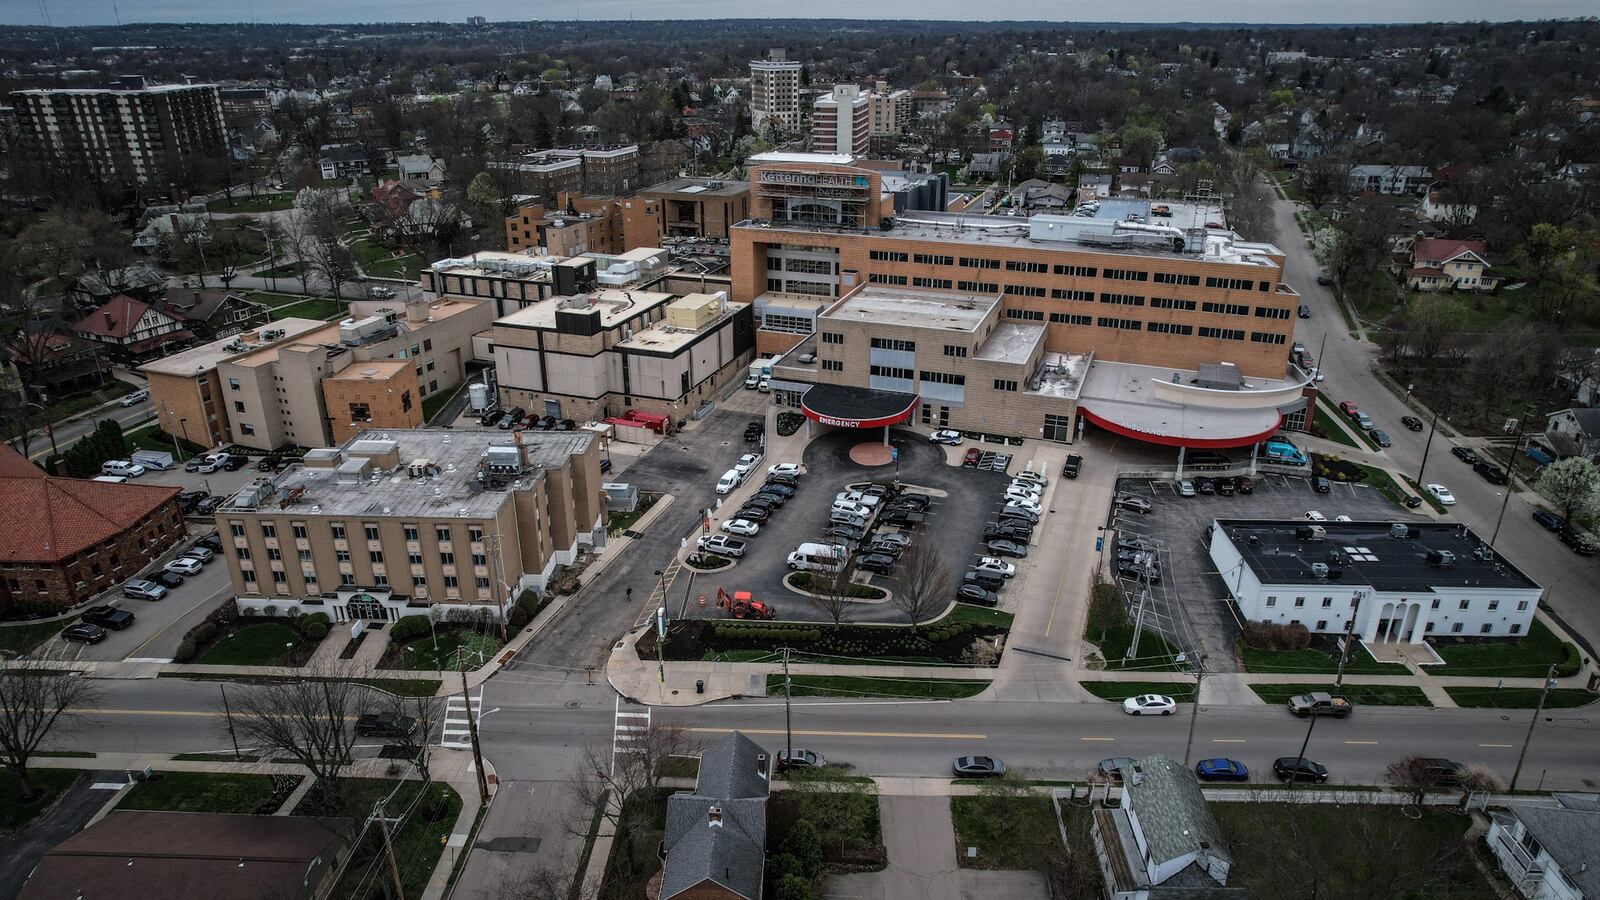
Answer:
(1247, 682, 1432, 707)
(1443, 686, 1598, 709)
(1077, 680, 1196, 703)
(765, 674, 990, 699)
(638, 605, 1012, 666)
(1238, 641, 1408, 675)
(1082, 582, 1185, 671)
(119, 771, 298, 814)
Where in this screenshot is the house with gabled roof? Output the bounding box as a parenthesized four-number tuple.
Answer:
(1091, 755, 1244, 900)
(657, 731, 769, 900)
(1405, 236, 1498, 292)
(72, 294, 192, 361)
(1486, 793, 1600, 900)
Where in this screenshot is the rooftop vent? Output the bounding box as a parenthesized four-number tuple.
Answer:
(1310, 563, 1330, 578)
(1426, 549, 1456, 568)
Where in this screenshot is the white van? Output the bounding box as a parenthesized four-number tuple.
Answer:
(787, 543, 847, 573)
(715, 468, 743, 495)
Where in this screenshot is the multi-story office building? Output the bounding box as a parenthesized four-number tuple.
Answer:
(504, 195, 625, 256)
(216, 428, 605, 621)
(489, 257, 755, 423)
(10, 76, 226, 186)
(141, 298, 492, 451)
(489, 146, 640, 199)
(749, 50, 803, 133)
(811, 85, 871, 157)
(621, 178, 750, 249)
(422, 248, 674, 319)
(733, 153, 1313, 449)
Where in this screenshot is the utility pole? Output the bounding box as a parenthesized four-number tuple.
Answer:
(1510, 664, 1558, 793)
(1125, 560, 1153, 662)
(459, 666, 489, 803)
(1182, 654, 1206, 766)
(1491, 408, 1538, 548)
(374, 797, 407, 900)
(782, 646, 793, 757)
(1288, 710, 1320, 788)
(1334, 591, 1364, 689)
(1415, 410, 1440, 487)
(219, 683, 241, 759)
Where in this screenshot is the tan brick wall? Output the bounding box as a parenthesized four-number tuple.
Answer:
(322, 367, 422, 445)
(147, 369, 227, 447)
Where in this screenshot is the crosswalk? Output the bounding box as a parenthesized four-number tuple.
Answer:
(611, 696, 652, 773)
(440, 688, 484, 749)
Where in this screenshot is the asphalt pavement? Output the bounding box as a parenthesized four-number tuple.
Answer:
(0, 771, 116, 900)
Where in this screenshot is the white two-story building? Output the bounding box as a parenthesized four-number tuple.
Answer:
(1207, 519, 1542, 646)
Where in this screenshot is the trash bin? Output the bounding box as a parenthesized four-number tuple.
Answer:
(1588, 671, 1599, 693)
(696, 679, 705, 694)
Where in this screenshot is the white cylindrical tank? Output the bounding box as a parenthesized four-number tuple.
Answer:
(468, 383, 490, 413)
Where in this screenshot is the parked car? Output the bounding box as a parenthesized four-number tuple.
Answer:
(870, 531, 911, 549)
(1416, 758, 1465, 787)
(956, 584, 998, 606)
(997, 508, 1039, 526)
(154, 570, 185, 588)
(890, 493, 931, 511)
(721, 519, 760, 536)
(181, 545, 215, 562)
(1216, 477, 1236, 496)
(929, 429, 963, 445)
(985, 539, 1028, 559)
(963, 448, 982, 467)
(1354, 412, 1375, 431)
(1305, 510, 1328, 521)
(824, 525, 866, 544)
(697, 535, 747, 558)
(1451, 446, 1478, 464)
(768, 463, 803, 478)
(62, 623, 108, 644)
(982, 524, 1032, 543)
(1474, 461, 1508, 484)
(194, 496, 223, 515)
(735, 452, 764, 475)
(119, 388, 150, 407)
(1532, 509, 1567, 532)
(1426, 483, 1456, 505)
(733, 506, 769, 523)
(962, 569, 1005, 592)
(165, 557, 203, 576)
(751, 491, 788, 508)
(82, 605, 135, 630)
(863, 540, 903, 558)
(1273, 757, 1329, 783)
(368, 286, 396, 300)
(1176, 479, 1196, 497)
(1401, 415, 1424, 431)
(857, 553, 896, 574)
(972, 557, 1016, 579)
(1371, 429, 1392, 448)
(1003, 497, 1042, 515)
(1560, 529, 1596, 556)
(766, 473, 799, 489)
(1237, 475, 1255, 494)
(775, 749, 825, 771)
(223, 455, 249, 471)
(1288, 691, 1353, 718)
(355, 713, 417, 737)
(759, 482, 796, 498)
(1122, 694, 1176, 716)
(100, 460, 147, 478)
(880, 509, 925, 528)
(1113, 495, 1152, 513)
(177, 490, 209, 512)
(1338, 400, 1360, 417)
(122, 580, 167, 601)
(1313, 476, 1331, 493)
(192, 531, 219, 551)
(1195, 758, 1250, 782)
(479, 409, 503, 427)
(1002, 485, 1041, 504)
(1062, 454, 1083, 478)
(496, 407, 525, 429)
(952, 756, 1006, 778)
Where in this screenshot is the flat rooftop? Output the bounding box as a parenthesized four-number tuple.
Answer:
(325, 360, 410, 382)
(822, 286, 998, 332)
(1216, 519, 1541, 593)
(229, 429, 593, 520)
(616, 298, 748, 355)
(749, 151, 855, 166)
(643, 177, 749, 197)
(1027, 351, 1090, 399)
(973, 322, 1042, 365)
(139, 318, 329, 376)
(496, 287, 675, 331)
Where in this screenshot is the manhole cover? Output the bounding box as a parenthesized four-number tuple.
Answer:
(565, 700, 582, 709)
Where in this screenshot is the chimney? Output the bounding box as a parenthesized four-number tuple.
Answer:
(707, 805, 723, 827)
(756, 752, 768, 777)
(104, 312, 115, 330)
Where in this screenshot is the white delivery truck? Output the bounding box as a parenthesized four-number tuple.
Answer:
(131, 449, 174, 471)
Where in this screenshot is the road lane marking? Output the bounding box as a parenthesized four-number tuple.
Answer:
(1212, 739, 1247, 743)
(1343, 740, 1379, 745)
(1079, 736, 1115, 742)
(70, 708, 360, 721)
(687, 727, 985, 740)
(1479, 743, 1514, 748)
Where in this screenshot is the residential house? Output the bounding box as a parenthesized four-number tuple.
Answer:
(0, 331, 111, 402)
(1042, 142, 1074, 176)
(132, 203, 210, 252)
(66, 265, 167, 308)
(396, 153, 445, 181)
(1348, 164, 1431, 196)
(1420, 190, 1477, 225)
(1077, 173, 1114, 200)
(1485, 794, 1600, 900)
(1091, 755, 1244, 900)
(1291, 124, 1327, 159)
(318, 142, 371, 181)
(966, 152, 1002, 179)
(1541, 408, 1600, 463)
(16, 810, 347, 900)
(1013, 179, 1074, 212)
(1405, 237, 1498, 292)
(658, 731, 769, 900)
(156, 288, 270, 341)
(1554, 348, 1600, 408)
(73, 294, 192, 361)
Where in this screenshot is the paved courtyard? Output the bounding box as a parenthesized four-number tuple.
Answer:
(1107, 470, 1428, 671)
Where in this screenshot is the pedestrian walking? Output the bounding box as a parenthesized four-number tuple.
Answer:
(626, 587, 633, 603)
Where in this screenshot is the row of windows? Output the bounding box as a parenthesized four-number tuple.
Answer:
(869, 364, 913, 379)
(1206, 276, 1271, 291)
(1255, 307, 1292, 319)
(869, 273, 908, 285)
(762, 312, 814, 334)
(1147, 321, 1194, 335)
(821, 359, 843, 371)
(870, 337, 915, 352)
(1202, 301, 1250, 316)
(1150, 297, 1197, 310)
(1053, 288, 1094, 301)
(959, 256, 1000, 269)
(993, 379, 1019, 391)
(1006, 308, 1044, 322)
(1263, 595, 1526, 614)
(1100, 293, 1145, 306)
(1154, 272, 1200, 286)
(1103, 268, 1148, 282)
(914, 276, 953, 289)
(957, 280, 999, 293)
(1198, 326, 1246, 341)
(1097, 317, 1142, 331)
(241, 521, 485, 544)
(1005, 260, 1048, 273)
(1050, 312, 1091, 325)
(920, 371, 966, 385)
(1251, 332, 1288, 344)
(944, 345, 968, 358)
(821, 331, 844, 344)
(1054, 264, 1097, 277)
(869, 249, 909, 262)
(913, 253, 954, 266)
(1005, 284, 1047, 298)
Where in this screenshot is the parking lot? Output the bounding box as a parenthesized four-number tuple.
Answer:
(684, 428, 1019, 624)
(1107, 471, 1428, 671)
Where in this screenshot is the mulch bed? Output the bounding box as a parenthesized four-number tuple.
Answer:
(638, 618, 1006, 664)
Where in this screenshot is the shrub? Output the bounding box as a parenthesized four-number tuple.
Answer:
(1556, 641, 1583, 678)
(297, 612, 330, 637)
(772, 874, 815, 900)
(768, 852, 805, 884)
(516, 590, 541, 616)
(391, 615, 431, 642)
(303, 621, 329, 640)
(1242, 621, 1312, 651)
(174, 638, 198, 662)
(188, 621, 219, 645)
(786, 819, 822, 880)
(508, 606, 530, 629)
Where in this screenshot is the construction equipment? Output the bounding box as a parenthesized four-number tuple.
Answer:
(716, 587, 776, 620)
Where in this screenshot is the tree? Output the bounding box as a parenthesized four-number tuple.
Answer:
(465, 172, 502, 218)
(810, 563, 854, 626)
(1297, 156, 1344, 209)
(1384, 754, 1450, 805)
(785, 819, 822, 880)
(382, 692, 439, 781)
(222, 664, 370, 813)
(1118, 124, 1161, 170)
(568, 719, 698, 886)
(784, 766, 878, 859)
(893, 542, 950, 630)
(773, 875, 816, 900)
(0, 661, 101, 799)
(1536, 457, 1600, 525)
(1011, 145, 1045, 183)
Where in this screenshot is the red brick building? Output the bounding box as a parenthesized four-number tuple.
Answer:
(0, 446, 185, 612)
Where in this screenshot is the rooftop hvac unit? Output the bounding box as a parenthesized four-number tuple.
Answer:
(1310, 563, 1330, 578)
(407, 458, 432, 478)
(261, 328, 285, 341)
(1390, 523, 1410, 539)
(1426, 549, 1456, 568)
(1473, 545, 1495, 562)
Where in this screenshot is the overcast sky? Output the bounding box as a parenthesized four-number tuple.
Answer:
(6, 0, 1598, 27)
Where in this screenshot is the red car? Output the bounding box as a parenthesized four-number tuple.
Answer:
(963, 448, 981, 467)
(1338, 401, 1360, 417)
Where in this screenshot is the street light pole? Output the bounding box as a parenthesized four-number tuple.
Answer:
(1510, 664, 1558, 793)
(1287, 708, 1320, 788)
(1182, 654, 1206, 766)
(1415, 410, 1440, 487)
(1334, 591, 1365, 689)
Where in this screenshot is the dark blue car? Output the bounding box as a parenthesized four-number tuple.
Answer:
(1195, 758, 1249, 782)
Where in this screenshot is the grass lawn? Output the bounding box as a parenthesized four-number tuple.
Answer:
(1083, 588, 1185, 671)
(1248, 682, 1432, 706)
(351, 239, 421, 280)
(208, 194, 294, 213)
(124, 422, 209, 457)
(939, 605, 1014, 630)
(271, 298, 347, 321)
(605, 492, 659, 536)
(597, 789, 668, 900)
(38, 381, 138, 423)
(0, 616, 79, 658)
(0, 769, 81, 833)
(195, 623, 307, 666)
(318, 780, 461, 900)
(245, 290, 316, 308)
(1213, 803, 1492, 898)
(421, 385, 460, 424)
(159, 671, 442, 697)
(1428, 620, 1580, 678)
(1399, 473, 1450, 514)
(950, 793, 1061, 870)
(1238, 643, 1408, 676)
(1444, 686, 1599, 709)
(388, 630, 504, 671)
(1311, 401, 1361, 449)
(1078, 680, 1195, 703)
(768, 674, 990, 699)
(255, 262, 307, 279)
(120, 772, 286, 814)
(1345, 461, 1421, 510)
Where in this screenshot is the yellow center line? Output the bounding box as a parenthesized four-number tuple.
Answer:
(686, 727, 985, 741)
(1479, 743, 1514, 748)
(1079, 736, 1115, 742)
(1212, 738, 1247, 743)
(1343, 740, 1379, 745)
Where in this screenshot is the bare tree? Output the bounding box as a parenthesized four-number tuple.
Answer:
(568, 720, 698, 883)
(502, 864, 566, 900)
(222, 664, 371, 813)
(1384, 754, 1452, 805)
(811, 562, 855, 626)
(0, 661, 101, 799)
(381, 692, 439, 781)
(893, 542, 950, 631)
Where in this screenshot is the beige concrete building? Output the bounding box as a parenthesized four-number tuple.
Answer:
(217, 428, 605, 621)
(750, 50, 803, 133)
(868, 81, 912, 137)
(421, 249, 674, 319)
(811, 85, 871, 157)
(503, 195, 625, 255)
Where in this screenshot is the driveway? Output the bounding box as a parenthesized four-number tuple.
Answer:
(0, 771, 119, 900)
(825, 796, 1047, 900)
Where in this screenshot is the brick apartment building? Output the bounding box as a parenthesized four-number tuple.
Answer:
(732, 153, 1313, 447)
(811, 85, 871, 156)
(0, 446, 184, 612)
(621, 178, 750, 250)
(490, 146, 640, 200)
(749, 49, 802, 133)
(504, 194, 625, 256)
(216, 429, 605, 620)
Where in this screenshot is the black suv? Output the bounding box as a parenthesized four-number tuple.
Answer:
(1473, 460, 1509, 484)
(1273, 756, 1329, 783)
(82, 605, 135, 630)
(1561, 529, 1596, 556)
(1062, 454, 1083, 478)
(355, 713, 418, 738)
(1532, 509, 1567, 532)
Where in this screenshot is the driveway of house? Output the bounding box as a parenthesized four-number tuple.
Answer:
(825, 796, 1048, 900)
